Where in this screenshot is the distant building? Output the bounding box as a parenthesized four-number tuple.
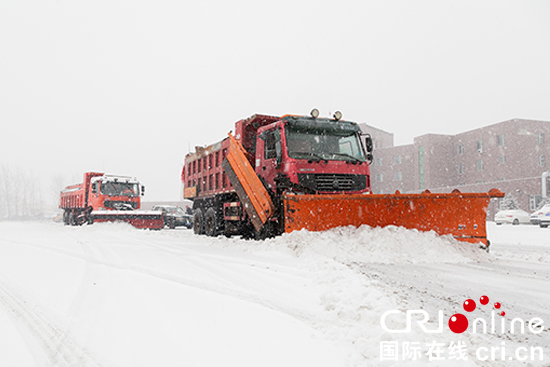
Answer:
(361, 119, 550, 215)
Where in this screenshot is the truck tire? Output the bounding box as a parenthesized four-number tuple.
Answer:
(168, 218, 176, 229)
(69, 212, 77, 226)
(204, 208, 219, 237)
(254, 221, 277, 240)
(193, 208, 205, 235)
(63, 210, 70, 225)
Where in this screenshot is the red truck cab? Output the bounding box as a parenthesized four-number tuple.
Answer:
(88, 175, 143, 211)
(254, 114, 371, 194)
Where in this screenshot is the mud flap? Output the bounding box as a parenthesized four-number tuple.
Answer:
(222, 133, 275, 232)
(283, 189, 504, 246)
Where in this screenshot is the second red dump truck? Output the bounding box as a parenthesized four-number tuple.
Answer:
(60, 172, 163, 229)
(182, 110, 503, 246)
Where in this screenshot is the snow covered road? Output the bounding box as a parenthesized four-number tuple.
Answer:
(0, 221, 548, 366)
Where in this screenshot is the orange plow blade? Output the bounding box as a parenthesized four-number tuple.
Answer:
(283, 189, 504, 246)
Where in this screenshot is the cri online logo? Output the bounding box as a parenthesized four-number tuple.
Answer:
(380, 295, 544, 335)
(449, 295, 503, 333)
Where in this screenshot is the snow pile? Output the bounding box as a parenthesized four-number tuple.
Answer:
(199, 225, 496, 365)
(280, 225, 493, 264)
(215, 225, 493, 265)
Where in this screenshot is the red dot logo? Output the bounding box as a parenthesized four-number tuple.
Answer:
(463, 299, 476, 312)
(448, 313, 469, 333)
(480, 295, 489, 305)
(501, 311, 506, 316)
(494, 302, 501, 309)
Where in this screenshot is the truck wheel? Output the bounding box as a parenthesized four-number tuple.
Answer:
(204, 208, 219, 237)
(168, 218, 176, 229)
(254, 221, 277, 240)
(63, 210, 70, 225)
(193, 209, 205, 235)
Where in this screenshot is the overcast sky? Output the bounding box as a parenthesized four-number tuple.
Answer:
(1, 0, 549, 203)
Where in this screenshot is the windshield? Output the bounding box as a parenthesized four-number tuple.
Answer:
(285, 121, 366, 162)
(166, 207, 185, 215)
(100, 181, 139, 197)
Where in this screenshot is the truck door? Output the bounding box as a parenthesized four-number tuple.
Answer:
(257, 128, 281, 191)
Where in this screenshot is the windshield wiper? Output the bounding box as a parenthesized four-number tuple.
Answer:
(331, 153, 363, 164)
(293, 152, 328, 163)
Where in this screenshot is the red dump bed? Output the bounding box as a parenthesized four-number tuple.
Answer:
(59, 183, 86, 209)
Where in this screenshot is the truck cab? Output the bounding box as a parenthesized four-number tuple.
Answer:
(255, 114, 372, 194)
(89, 175, 144, 211)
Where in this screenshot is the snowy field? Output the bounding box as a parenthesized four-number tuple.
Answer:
(0, 221, 548, 367)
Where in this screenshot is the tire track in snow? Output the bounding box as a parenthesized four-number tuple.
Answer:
(0, 274, 109, 367)
(10, 227, 331, 331)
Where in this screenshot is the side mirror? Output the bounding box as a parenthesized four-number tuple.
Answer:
(141, 185, 145, 196)
(364, 134, 373, 153)
(366, 153, 374, 165)
(91, 182, 98, 194)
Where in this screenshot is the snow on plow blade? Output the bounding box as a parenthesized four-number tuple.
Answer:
(283, 189, 504, 247)
(91, 210, 164, 229)
(223, 133, 275, 232)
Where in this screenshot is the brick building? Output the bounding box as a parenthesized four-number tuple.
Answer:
(361, 119, 550, 215)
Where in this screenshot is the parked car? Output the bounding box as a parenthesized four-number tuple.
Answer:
(494, 209, 531, 225)
(531, 204, 550, 228)
(151, 205, 193, 229)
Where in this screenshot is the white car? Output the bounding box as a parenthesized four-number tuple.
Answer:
(494, 209, 531, 225)
(531, 204, 550, 227)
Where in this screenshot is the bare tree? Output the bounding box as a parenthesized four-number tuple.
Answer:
(0, 165, 44, 219)
(0, 164, 14, 218)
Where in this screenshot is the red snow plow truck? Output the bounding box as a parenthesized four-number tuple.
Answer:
(59, 172, 164, 229)
(181, 110, 503, 247)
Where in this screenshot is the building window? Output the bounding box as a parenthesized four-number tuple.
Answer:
(375, 157, 383, 166)
(457, 145, 464, 155)
(476, 140, 483, 153)
(476, 159, 483, 171)
(393, 155, 402, 165)
(393, 171, 402, 181)
(375, 174, 384, 182)
(457, 164, 464, 174)
(538, 133, 545, 146)
(498, 155, 506, 164)
(539, 155, 545, 167)
(497, 134, 505, 146)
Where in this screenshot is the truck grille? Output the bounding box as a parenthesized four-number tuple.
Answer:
(104, 201, 138, 210)
(297, 174, 366, 192)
